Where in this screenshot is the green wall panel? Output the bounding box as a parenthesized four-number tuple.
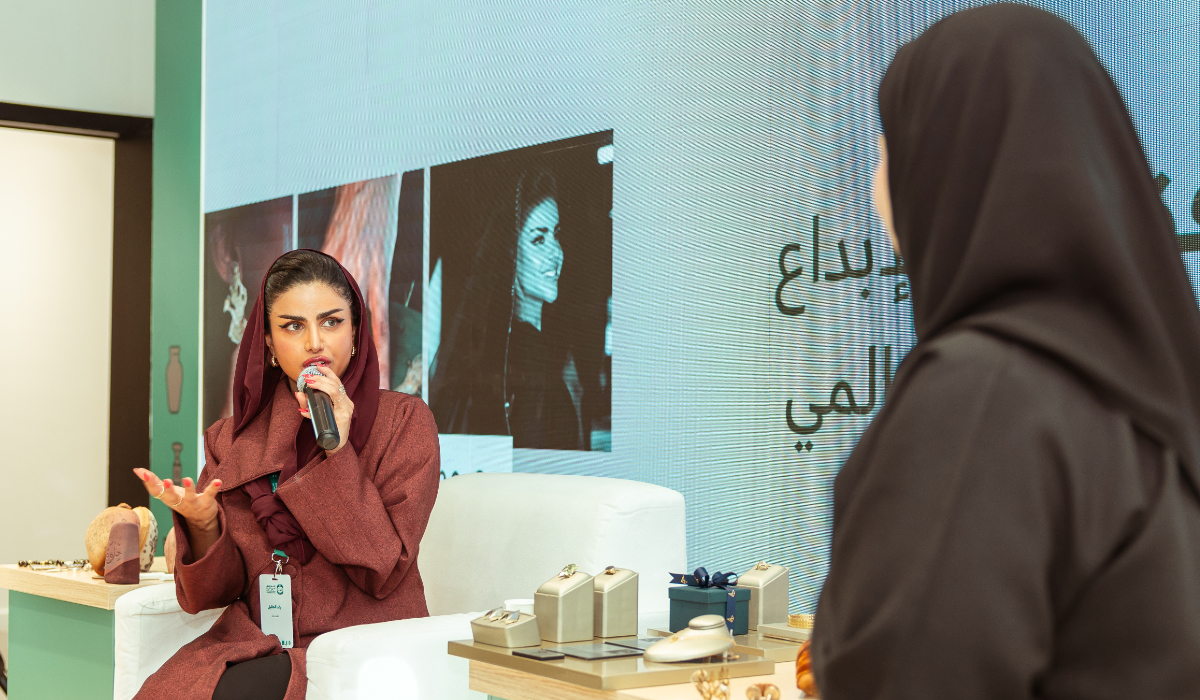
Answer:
(7, 592, 115, 700)
(150, 0, 202, 544)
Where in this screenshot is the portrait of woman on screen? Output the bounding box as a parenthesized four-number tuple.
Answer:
(432, 167, 585, 450)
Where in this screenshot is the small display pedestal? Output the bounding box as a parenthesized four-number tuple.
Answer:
(593, 568, 638, 638)
(736, 563, 790, 630)
(472, 612, 541, 648)
(535, 570, 595, 643)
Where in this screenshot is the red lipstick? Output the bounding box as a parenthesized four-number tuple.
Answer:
(303, 356, 332, 368)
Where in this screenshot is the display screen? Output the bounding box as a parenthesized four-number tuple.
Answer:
(203, 0, 1198, 611)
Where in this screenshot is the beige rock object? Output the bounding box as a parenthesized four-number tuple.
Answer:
(133, 506, 151, 549)
(85, 504, 141, 575)
(164, 526, 177, 573)
(135, 506, 159, 572)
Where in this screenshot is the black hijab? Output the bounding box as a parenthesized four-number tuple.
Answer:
(879, 3, 1200, 485)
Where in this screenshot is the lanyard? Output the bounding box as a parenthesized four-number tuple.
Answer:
(268, 473, 289, 563)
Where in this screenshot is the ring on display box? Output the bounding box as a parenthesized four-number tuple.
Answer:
(594, 566, 638, 638)
(735, 561, 790, 630)
(535, 564, 595, 643)
(470, 608, 541, 648)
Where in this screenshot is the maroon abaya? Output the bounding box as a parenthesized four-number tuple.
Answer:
(135, 252, 440, 700)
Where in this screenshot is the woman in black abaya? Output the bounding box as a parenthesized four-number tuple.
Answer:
(812, 5, 1200, 698)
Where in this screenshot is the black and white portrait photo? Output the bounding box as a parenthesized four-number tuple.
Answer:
(428, 131, 613, 451)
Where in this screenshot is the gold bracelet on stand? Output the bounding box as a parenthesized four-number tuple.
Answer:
(788, 613, 815, 629)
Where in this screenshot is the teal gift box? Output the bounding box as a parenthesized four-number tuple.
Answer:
(668, 585, 750, 635)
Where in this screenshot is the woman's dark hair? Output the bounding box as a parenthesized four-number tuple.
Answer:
(263, 249, 361, 330)
(430, 168, 559, 433)
(514, 168, 557, 241)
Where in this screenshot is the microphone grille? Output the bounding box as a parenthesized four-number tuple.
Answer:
(297, 365, 324, 391)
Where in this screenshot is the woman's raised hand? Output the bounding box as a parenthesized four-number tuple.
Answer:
(294, 364, 354, 455)
(133, 468, 221, 532)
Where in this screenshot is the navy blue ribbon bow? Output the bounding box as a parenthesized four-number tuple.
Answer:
(668, 566, 740, 631)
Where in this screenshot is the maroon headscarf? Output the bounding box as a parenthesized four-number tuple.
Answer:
(232, 249, 381, 563)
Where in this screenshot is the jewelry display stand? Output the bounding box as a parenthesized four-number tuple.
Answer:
(471, 611, 541, 648)
(735, 562, 789, 630)
(593, 567, 638, 638)
(757, 622, 811, 643)
(647, 626, 807, 663)
(535, 568, 595, 643)
(643, 614, 734, 662)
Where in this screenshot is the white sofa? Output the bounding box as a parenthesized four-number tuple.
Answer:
(114, 472, 686, 700)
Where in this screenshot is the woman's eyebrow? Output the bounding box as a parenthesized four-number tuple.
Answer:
(316, 308, 344, 320)
(277, 314, 307, 322)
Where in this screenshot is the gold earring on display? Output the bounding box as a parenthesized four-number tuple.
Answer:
(270, 355, 279, 367)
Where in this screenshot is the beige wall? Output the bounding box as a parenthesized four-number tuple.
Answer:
(0, 125, 115, 639)
(0, 0, 155, 116)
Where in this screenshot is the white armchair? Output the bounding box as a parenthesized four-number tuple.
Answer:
(114, 472, 686, 700)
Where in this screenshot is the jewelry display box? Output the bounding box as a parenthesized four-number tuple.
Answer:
(735, 562, 789, 630)
(470, 611, 541, 648)
(593, 567, 638, 638)
(535, 568, 595, 643)
(668, 585, 750, 635)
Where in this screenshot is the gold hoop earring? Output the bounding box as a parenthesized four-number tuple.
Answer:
(270, 355, 279, 367)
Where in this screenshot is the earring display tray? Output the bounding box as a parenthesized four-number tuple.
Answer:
(471, 611, 541, 648)
(447, 636, 774, 691)
(647, 627, 806, 663)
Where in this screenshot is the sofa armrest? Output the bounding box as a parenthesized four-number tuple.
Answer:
(305, 609, 673, 700)
(113, 583, 225, 700)
(305, 612, 482, 700)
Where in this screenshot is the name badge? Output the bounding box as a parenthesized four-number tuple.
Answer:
(259, 573, 294, 648)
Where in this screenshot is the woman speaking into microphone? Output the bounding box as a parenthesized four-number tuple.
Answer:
(131, 249, 440, 700)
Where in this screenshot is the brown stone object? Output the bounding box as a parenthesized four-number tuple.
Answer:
(104, 522, 141, 584)
(85, 504, 141, 575)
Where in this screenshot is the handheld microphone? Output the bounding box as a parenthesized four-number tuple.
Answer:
(297, 366, 341, 451)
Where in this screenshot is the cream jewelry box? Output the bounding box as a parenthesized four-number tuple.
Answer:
(535, 565, 595, 643)
(470, 609, 541, 648)
(593, 566, 638, 638)
(736, 562, 789, 630)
